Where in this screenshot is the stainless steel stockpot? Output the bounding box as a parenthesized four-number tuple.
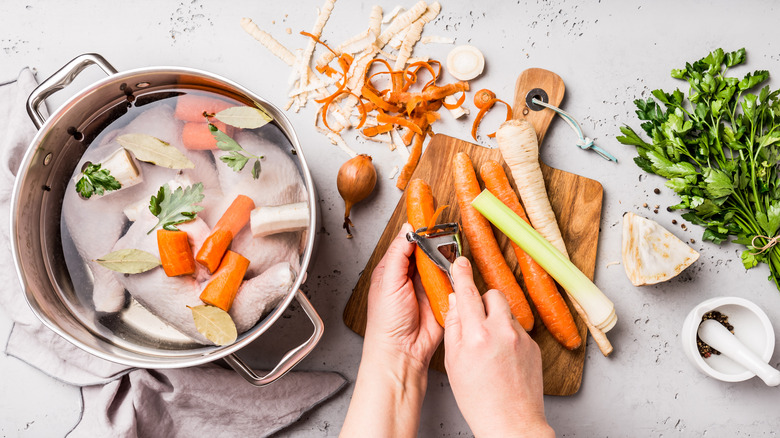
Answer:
(10, 53, 322, 386)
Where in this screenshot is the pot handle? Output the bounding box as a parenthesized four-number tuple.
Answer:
(223, 289, 324, 387)
(26, 53, 118, 129)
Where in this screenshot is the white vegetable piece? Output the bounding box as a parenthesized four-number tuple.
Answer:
(444, 94, 469, 119)
(446, 44, 485, 81)
(251, 202, 310, 238)
(101, 148, 143, 189)
(73, 147, 143, 198)
(622, 212, 699, 286)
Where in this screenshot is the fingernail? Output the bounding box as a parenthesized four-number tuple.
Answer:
(448, 293, 456, 306)
(456, 257, 470, 267)
(401, 222, 413, 233)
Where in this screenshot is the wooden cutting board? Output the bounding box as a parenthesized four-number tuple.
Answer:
(342, 68, 603, 396)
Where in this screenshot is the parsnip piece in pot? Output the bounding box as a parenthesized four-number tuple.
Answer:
(622, 212, 699, 286)
(251, 202, 309, 238)
(71, 148, 143, 197)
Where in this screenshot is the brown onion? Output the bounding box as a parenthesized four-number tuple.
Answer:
(337, 154, 377, 238)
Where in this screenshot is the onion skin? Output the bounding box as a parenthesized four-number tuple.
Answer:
(337, 154, 377, 238)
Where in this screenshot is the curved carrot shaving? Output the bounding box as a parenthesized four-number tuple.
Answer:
(426, 204, 449, 230)
(361, 85, 400, 112)
(471, 97, 513, 140)
(316, 64, 338, 77)
(362, 123, 393, 137)
(377, 110, 423, 135)
(396, 131, 426, 190)
(389, 82, 469, 105)
(486, 99, 513, 139)
(300, 31, 337, 55)
(321, 89, 367, 132)
(442, 90, 466, 110)
(407, 60, 440, 91)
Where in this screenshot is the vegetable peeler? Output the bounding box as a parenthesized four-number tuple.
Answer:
(406, 223, 462, 284)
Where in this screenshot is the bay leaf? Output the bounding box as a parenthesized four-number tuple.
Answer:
(95, 248, 161, 274)
(214, 106, 272, 129)
(189, 305, 238, 345)
(117, 134, 195, 169)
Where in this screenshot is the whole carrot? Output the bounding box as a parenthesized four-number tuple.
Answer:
(196, 195, 255, 273)
(157, 229, 196, 277)
(199, 250, 250, 312)
(452, 152, 534, 331)
(406, 178, 452, 326)
(181, 121, 231, 150)
(480, 160, 581, 349)
(174, 94, 234, 122)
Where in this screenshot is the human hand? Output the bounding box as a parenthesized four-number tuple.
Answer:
(341, 224, 444, 438)
(363, 222, 444, 374)
(444, 257, 553, 438)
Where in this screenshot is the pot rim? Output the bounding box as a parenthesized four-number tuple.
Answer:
(10, 64, 319, 369)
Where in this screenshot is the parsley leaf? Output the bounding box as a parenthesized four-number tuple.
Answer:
(147, 183, 205, 234)
(75, 163, 121, 199)
(207, 122, 264, 179)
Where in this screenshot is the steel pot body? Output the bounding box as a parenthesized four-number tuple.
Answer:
(10, 53, 322, 386)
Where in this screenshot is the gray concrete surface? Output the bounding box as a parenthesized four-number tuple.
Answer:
(2, 0, 780, 436)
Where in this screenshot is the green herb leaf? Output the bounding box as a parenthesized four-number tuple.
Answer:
(75, 163, 121, 199)
(214, 106, 273, 129)
(219, 151, 250, 172)
(189, 305, 237, 345)
(251, 159, 261, 179)
(208, 124, 243, 151)
(117, 133, 195, 169)
(207, 123, 264, 179)
(95, 248, 161, 273)
(147, 183, 204, 234)
(741, 250, 759, 269)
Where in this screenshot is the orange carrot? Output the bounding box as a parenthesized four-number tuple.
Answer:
(406, 178, 453, 327)
(199, 250, 250, 312)
(157, 230, 196, 277)
(480, 160, 581, 349)
(174, 94, 234, 122)
(452, 152, 534, 331)
(196, 195, 255, 273)
(182, 121, 231, 150)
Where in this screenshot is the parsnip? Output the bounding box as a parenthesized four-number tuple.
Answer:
(496, 119, 569, 258)
(368, 5, 383, 36)
(101, 148, 142, 189)
(240, 18, 296, 66)
(496, 118, 615, 356)
(251, 202, 309, 237)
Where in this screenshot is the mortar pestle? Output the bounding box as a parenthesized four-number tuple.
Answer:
(697, 319, 780, 386)
(682, 297, 777, 383)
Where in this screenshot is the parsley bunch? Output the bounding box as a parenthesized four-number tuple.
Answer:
(618, 48, 780, 289)
(75, 163, 121, 199)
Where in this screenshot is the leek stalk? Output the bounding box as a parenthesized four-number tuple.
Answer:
(471, 190, 617, 332)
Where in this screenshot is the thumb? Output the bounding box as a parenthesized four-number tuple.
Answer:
(444, 293, 461, 343)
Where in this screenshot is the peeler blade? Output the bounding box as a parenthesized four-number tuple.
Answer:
(406, 223, 462, 284)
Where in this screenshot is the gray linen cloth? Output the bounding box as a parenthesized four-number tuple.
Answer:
(0, 68, 345, 437)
